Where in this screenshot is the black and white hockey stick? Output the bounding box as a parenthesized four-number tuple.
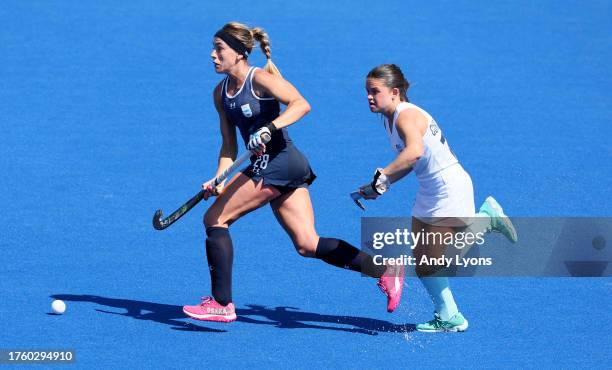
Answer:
(153, 133, 270, 230)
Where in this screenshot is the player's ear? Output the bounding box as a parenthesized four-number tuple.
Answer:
(392, 87, 401, 98)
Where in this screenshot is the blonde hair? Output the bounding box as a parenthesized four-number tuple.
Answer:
(219, 22, 282, 77)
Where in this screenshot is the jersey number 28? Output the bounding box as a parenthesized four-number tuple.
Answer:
(253, 154, 270, 173)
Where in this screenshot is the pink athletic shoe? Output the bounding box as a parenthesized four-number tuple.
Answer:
(377, 264, 405, 313)
(183, 296, 236, 322)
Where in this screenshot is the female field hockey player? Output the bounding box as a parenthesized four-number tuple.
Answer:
(357, 64, 517, 332)
(182, 23, 403, 322)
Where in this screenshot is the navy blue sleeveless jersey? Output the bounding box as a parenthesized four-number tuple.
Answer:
(221, 67, 315, 189)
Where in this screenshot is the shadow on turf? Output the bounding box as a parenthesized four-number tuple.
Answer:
(50, 294, 225, 333)
(237, 304, 415, 335)
(50, 294, 415, 335)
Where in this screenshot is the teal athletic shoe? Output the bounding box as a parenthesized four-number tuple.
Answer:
(479, 196, 518, 243)
(416, 312, 469, 333)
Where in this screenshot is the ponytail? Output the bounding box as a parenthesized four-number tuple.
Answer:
(251, 27, 282, 78)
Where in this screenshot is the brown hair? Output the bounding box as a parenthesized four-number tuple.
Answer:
(366, 64, 410, 102)
(217, 22, 282, 77)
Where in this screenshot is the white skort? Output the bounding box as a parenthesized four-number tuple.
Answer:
(412, 163, 476, 227)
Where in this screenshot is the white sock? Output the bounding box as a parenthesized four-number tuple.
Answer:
(419, 276, 458, 321)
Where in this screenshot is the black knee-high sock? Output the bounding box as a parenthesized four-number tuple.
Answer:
(205, 226, 233, 306)
(315, 237, 386, 278)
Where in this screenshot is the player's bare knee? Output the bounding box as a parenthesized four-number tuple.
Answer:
(203, 210, 227, 229)
(294, 239, 317, 258)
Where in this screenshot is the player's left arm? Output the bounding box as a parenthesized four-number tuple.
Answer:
(381, 109, 425, 184)
(251, 69, 311, 129)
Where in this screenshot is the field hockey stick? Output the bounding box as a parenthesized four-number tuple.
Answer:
(152, 132, 271, 230)
(350, 167, 409, 211)
(350, 191, 366, 211)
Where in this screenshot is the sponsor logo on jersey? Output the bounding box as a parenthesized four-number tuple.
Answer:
(229, 101, 236, 109)
(241, 103, 253, 117)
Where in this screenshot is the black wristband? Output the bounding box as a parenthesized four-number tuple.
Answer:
(264, 122, 278, 133)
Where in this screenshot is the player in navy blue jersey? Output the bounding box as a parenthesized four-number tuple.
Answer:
(182, 22, 404, 322)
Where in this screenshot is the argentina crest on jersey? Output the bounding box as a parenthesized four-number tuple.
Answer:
(241, 103, 253, 117)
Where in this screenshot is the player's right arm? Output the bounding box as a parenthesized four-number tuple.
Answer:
(381, 109, 425, 183)
(356, 109, 425, 201)
(202, 82, 238, 198)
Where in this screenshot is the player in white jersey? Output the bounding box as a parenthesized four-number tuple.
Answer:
(356, 64, 518, 332)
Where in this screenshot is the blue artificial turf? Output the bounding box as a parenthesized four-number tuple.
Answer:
(1, 1, 611, 368)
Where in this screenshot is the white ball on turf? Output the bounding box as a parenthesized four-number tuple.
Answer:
(51, 299, 66, 314)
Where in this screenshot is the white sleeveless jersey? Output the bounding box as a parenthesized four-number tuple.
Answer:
(384, 102, 458, 181)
